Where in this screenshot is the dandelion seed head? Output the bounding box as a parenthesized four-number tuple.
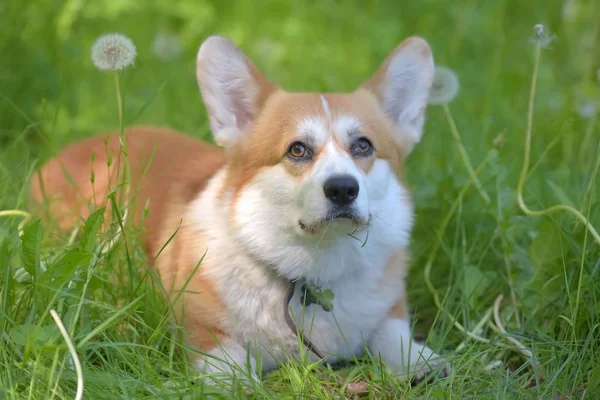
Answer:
(576, 99, 596, 119)
(530, 24, 556, 49)
(428, 66, 460, 105)
(561, 0, 579, 22)
(152, 32, 182, 61)
(91, 33, 137, 71)
(534, 24, 544, 37)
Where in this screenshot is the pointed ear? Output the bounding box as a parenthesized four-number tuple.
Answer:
(361, 37, 434, 153)
(196, 36, 277, 148)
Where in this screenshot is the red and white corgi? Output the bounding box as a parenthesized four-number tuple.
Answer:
(31, 35, 451, 386)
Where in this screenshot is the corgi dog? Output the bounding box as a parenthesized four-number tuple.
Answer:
(31, 35, 451, 386)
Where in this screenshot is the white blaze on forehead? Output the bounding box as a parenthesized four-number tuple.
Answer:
(296, 101, 363, 147)
(320, 94, 331, 125)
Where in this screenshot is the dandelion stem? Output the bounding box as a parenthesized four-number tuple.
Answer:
(114, 70, 130, 203)
(113, 69, 134, 297)
(516, 41, 600, 247)
(114, 72, 123, 127)
(443, 104, 491, 204)
(50, 309, 84, 400)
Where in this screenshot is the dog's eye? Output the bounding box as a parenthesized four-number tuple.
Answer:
(288, 142, 308, 158)
(356, 139, 371, 153)
(352, 138, 373, 156)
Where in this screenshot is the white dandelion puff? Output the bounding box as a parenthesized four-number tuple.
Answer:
(428, 66, 460, 105)
(91, 33, 137, 71)
(530, 24, 556, 49)
(575, 99, 596, 119)
(561, 0, 579, 22)
(152, 32, 182, 61)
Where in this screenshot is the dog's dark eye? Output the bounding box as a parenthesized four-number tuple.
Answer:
(352, 138, 374, 156)
(288, 142, 308, 158)
(356, 139, 371, 153)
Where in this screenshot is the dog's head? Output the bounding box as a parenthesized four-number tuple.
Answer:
(196, 36, 434, 283)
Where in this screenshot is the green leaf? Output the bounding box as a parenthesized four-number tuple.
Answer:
(587, 357, 600, 394)
(79, 207, 105, 253)
(0, 238, 10, 280)
(0, 239, 14, 305)
(40, 250, 92, 290)
(11, 324, 59, 348)
(462, 265, 487, 305)
(86, 273, 104, 293)
(529, 221, 562, 266)
(547, 181, 576, 209)
(77, 295, 144, 348)
(306, 286, 335, 312)
(20, 220, 42, 280)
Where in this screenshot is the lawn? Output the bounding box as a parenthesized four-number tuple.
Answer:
(1, 0, 600, 398)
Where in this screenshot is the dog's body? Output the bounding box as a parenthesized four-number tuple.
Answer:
(31, 36, 450, 384)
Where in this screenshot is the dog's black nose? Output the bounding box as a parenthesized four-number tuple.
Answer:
(323, 175, 359, 205)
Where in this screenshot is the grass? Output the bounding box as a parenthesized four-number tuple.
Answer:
(1, 0, 600, 398)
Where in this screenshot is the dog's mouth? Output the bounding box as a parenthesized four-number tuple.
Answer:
(322, 210, 362, 224)
(298, 209, 370, 234)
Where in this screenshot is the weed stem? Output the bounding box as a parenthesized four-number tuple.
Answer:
(0, 209, 32, 233)
(456, 306, 493, 352)
(492, 295, 545, 379)
(443, 104, 491, 204)
(50, 309, 84, 400)
(516, 43, 600, 247)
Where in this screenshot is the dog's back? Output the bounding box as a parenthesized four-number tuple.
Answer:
(30, 125, 226, 256)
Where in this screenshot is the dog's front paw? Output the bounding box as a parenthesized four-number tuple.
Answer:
(368, 318, 452, 384)
(407, 356, 452, 384)
(390, 346, 452, 384)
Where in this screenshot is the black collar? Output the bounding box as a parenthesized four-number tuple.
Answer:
(283, 280, 325, 359)
(299, 282, 320, 308)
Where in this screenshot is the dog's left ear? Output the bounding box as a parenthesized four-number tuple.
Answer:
(361, 37, 434, 153)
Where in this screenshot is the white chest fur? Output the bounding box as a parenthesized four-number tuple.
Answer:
(188, 165, 413, 372)
(193, 240, 399, 372)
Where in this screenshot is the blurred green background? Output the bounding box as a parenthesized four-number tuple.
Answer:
(1, 0, 600, 398)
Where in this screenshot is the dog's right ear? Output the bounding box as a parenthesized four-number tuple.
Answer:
(197, 36, 277, 148)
